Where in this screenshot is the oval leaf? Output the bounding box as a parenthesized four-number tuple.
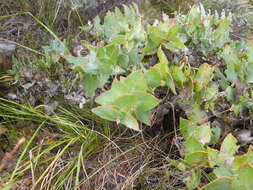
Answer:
(112, 93, 137, 111)
(122, 71, 148, 92)
(92, 105, 121, 122)
(95, 80, 129, 105)
(121, 112, 140, 131)
(134, 91, 160, 112)
(199, 177, 232, 190)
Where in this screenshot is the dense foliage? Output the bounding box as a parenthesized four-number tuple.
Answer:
(41, 3, 253, 189)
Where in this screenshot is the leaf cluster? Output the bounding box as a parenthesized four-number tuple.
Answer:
(176, 106, 253, 190)
(92, 71, 159, 131)
(43, 3, 253, 189)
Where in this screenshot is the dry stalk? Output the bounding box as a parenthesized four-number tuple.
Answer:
(0, 137, 26, 172)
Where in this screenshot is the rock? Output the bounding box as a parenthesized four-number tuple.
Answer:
(6, 92, 18, 100)
(236, 129, 253, 145)
(44, 101, 59, 115)
(21, 81, 36, 90)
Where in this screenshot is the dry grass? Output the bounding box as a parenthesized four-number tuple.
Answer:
(0, 97, 186, 189)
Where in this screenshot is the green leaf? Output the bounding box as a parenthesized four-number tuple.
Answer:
(153, 63, 176, 94)
(189, 104, 207, 123)
(166, 73, 177, 95)
(196, 124, 211, 145)
(156, 61, 169, 74)
(203, 83, 218, 103)
(121, 111, 140, 131)
(184, 151, 208, 166)
(145, 67, 164, 88)
(247, 42, 253, 63)
(214, 67, 229, 90)
(195, 63, 214, 92)
(171, 65, 187, 86)
(180, 118, 195, 139)
(207, 134, 239, 169)
(122, 71, 148, 92)
(225, 86, 236, 102)
(185, 137, 205, 154)
(220, 133, 239, 158)
(93, 16, 104, 38)
(95, 79, 129, 105)
(180, 111, 211, 145)
(167, 24, 179, 40)
(246, 63, 253, 83)
(214, 19, 230, 48)
(123, 4, 132, 19)
(144, 62, 176, 93)
(112, 93, 137, 111)
(246, 151, 253, 167)
(223, 45, 239, 82)
(157, 46, 168, 65)
(83, 74, 109, 97)
(135, 110, 152, 125)
(148, 26, 167, 46)
(96, 44, 119, 72)
(66, 55, 95, 73)
(209, 127, 221, 145)
(103, 12, 123, 39)
(213, 167, 233, 178)
(92, 105, 121, 122)
(144, 39, 159, 54)
(166, 158, 186, 171)
(207, 147, 219, 167)
(163, 37, 186, 50)
(231, 153, 247, 171)
(112, 35, 126, 44)
(134, 91, 160, 112)
(225, 65, 238, 83)
(231, 104, 244, 116)
(199, 177, 232, 190)
(184, 169, 201, 189)
(43, 39, 69, 56)
(232, 164, 253, 190)
(118, 53, 129, 68)
(127, 48, 141, 65)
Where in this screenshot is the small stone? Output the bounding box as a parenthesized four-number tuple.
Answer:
(236, 129, 253, 144)
(22, 81, 35, 90)
(44, 101, 59, 115)
(6, 93, 18, 100)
